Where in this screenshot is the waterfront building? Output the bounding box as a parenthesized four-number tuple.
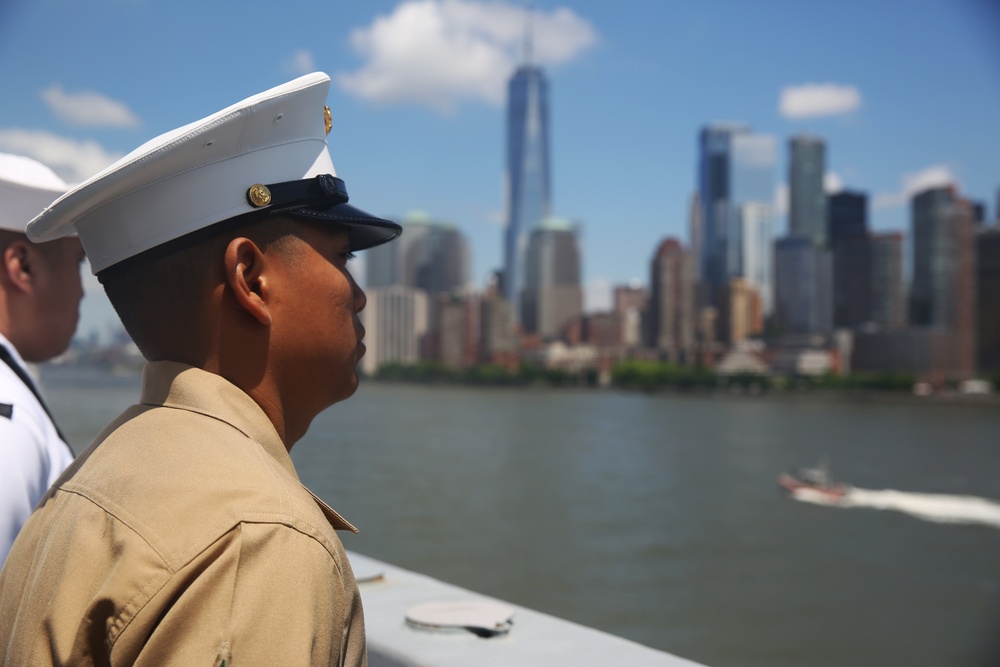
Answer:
(831, 235, 871, 329)
(504, 62, 551, 325)
(696, 306, 720, 366)
(789, 135, 828, 247)
(716, 339, 769, 375)
(828, 191, 871, 329)
(614, 284, 646, 348)
(774, 236, 833, 336)
(770, 346, 835, 377)
(647, 238, 695, 363)
(717, 277, 762, 346)
(870, 232, 906, 331)
(522, 216, 583, 339)
(435, 291, 481, 370)
(360, 286, 429, 376)
(910, 186, 976, 377)
(852, 329, 962, 381)
(976, 228, 1000, 372)
(581, 312, 622, 349)
(697, 124, 777, 313)
(479, 290, 518, 366)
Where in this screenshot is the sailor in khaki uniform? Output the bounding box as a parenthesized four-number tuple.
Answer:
(0, 73, 401, 666)
(0, 153, 80, 566)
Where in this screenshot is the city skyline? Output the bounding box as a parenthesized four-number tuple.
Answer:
(1, 0, 998, 341)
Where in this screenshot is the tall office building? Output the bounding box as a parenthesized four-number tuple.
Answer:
(480, 291, 517, 365)
(774, 236, 832, 335)
(717, 277, 762, 345)
(647, 238, 695, 363)
(688, 191, 702, 281)
(360, 287, 429, 376)
(789, 135, 828, 247)
(521, 217, 582, 339)
(828, 191, 870, 329)
(870, 232, 905, 331)
(828, 191, 868, 244)
(614, 284, 647, 348)
(365, 235, 399, 289)
(398, 212, 470, 296)
(977, 228, 1000, 372)
(504, 63, 551, 324)
(436, 292, 481, 370)
(910, 186, 976, 376)
(971, 201, 987, 228)
(366, 211, 470, 296)
(698, 124, 776, 313)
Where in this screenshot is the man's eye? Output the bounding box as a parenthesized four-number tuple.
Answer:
(343, 251, 356, 262)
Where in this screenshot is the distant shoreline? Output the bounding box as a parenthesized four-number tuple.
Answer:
(364, 376, 1000, 408)
(43, 362, 999, 408)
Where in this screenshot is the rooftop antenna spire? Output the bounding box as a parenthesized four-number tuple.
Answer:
(523, 0, 534, 65)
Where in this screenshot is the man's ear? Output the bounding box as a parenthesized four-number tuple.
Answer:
(2, 241, 35, 294)
(224, 237, 272, 326)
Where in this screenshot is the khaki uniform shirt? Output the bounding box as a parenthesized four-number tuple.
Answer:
(0, 361, 366, 666)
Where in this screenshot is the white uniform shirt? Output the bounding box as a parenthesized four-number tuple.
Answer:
(0, 333, 74, 564)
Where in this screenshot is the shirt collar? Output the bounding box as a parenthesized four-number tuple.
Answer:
(140, 361, 358, 533)
(0, 332, 33, 381)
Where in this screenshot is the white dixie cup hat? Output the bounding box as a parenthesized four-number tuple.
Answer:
(0, 153, 68, 233)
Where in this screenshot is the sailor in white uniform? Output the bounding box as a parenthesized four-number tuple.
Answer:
(0, 153, 83, 564)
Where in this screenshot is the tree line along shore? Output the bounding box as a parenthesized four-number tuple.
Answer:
(370, 360, 999, 398)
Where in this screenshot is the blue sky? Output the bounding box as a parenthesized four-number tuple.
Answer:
(1, 0, 998, 341)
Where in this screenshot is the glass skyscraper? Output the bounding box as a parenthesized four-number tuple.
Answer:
(909, 185, 977, 377)
(698, 124, 776, 314)
(504, 64, 551, 325)
(789, 135, 827, 247)
(910, 186, 975, 331)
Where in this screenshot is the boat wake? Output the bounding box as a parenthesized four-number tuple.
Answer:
(792, 487, 1000, 528)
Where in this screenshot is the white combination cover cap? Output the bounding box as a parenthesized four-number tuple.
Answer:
(27, 72, 399, 274)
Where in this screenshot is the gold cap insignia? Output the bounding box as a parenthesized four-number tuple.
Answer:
(247, 184, 272, 208)
(324, 105, 332, 135)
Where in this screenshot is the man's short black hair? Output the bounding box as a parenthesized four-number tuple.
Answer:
(98, 215, 307, 360)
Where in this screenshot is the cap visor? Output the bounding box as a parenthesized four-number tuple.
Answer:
(288, 202, 401, 251)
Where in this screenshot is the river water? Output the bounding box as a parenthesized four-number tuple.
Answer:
(42, 365, 1000, 667)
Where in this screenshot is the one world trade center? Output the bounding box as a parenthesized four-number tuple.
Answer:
(503, 61, 551, 327)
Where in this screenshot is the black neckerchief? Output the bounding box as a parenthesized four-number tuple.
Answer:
(0, 343, 73, 457)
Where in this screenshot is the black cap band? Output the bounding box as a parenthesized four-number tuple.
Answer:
(246, 174, 349, 211)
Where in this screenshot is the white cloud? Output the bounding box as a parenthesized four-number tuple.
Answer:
(336, 0, 597, 113)
(779, 83, 861, 119)
(824, 171, 843, 194)
(0, 128, 124, 184)
(285, 49, 317, 76)
(873, 164, 957, 210)
(584, 275, 612, 313)
(41, 85, 140, 128)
